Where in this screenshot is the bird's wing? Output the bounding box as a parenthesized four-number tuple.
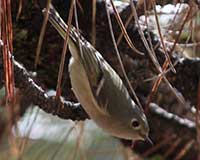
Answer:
(46, 4, 125, 116)
(80, 41, 128, 117)
(79, 43, 110, 115)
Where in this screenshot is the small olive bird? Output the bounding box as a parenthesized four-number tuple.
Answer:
(45, 4, 150, 141)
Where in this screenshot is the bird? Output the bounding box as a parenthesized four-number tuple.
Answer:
(45, 4, 150, 141)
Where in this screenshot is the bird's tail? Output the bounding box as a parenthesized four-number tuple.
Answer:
(43, 4, 102, 83)
(43, 4, 84, 60)
(43, 4, 68, 40)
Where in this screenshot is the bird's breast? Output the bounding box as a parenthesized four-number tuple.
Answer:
(69, 57, 106, 120)
(68, 57, 139, 140)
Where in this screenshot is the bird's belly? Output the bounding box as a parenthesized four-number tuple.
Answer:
(69, 58, 106, 121)
(69, 58, 119, 135)
(68, 58, 136, 139)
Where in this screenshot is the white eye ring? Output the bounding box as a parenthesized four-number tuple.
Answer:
(131, 119, 140, 129)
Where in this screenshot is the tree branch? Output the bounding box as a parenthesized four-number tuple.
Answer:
(0, 56, 196, 140)
(12, 58, 88, 121)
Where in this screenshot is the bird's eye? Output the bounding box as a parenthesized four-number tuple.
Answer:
(131, 119, 140, 129)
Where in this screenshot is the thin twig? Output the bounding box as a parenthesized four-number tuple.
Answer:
(34, 0, 51, 68)
(116, 12, 133, 46)
(143, 134, 176, 157)
(51, 124, 76, 160)
(16, 0, 23, 20)
(196, 80, 200, 158)
(164, 138, 182, 158)
(55, 0, 74, 99)
(174, 140, 195, 160)
(109, 0, 144, 55)
(105, 0, 143, 109)
(169, 6, 192, 55)
(91, 0, 96, 46)
(153, 2, 175, 73)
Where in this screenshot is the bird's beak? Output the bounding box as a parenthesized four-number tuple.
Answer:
(131, 140, 135, 148)
(131, 136, 153, 149)
(145, 136, 153, 146)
